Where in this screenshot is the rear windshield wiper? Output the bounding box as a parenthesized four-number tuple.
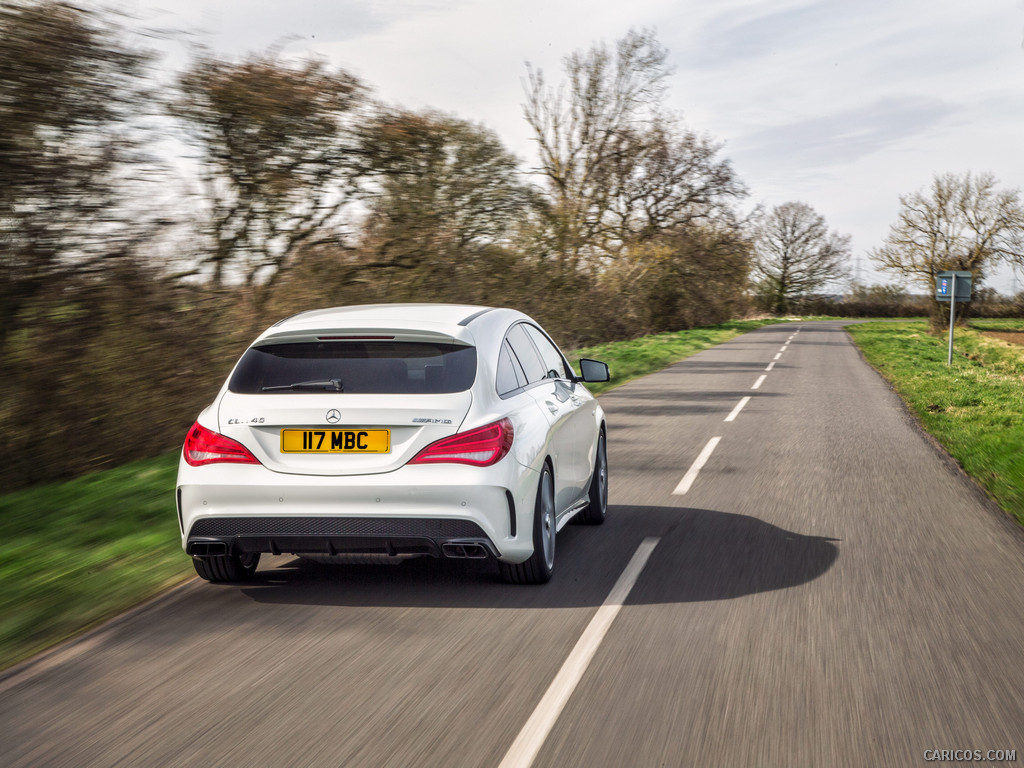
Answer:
(261, 378, 344, 392)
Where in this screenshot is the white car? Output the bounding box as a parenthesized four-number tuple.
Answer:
(176, 304, 609, 584)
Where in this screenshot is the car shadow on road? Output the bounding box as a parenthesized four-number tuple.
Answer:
(235, 505, 839, 610)
(629, 506, 840, 605)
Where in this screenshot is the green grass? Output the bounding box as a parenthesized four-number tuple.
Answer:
(568, 318, 793, 395)
(847, 321, 1024, 524)
(0, 452, 191, 670)
(0, 317, 799, 672)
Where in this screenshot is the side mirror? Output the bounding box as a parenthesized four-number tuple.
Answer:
(578, 358, 610, 383)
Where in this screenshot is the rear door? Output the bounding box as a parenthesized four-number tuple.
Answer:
(520, 324, 593, 502)
(504, 323, 585, 513)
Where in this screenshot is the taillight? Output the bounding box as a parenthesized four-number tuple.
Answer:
(408, 418, 514, 467)
(183, 421, 260, 467)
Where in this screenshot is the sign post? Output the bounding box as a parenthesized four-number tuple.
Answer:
(935, 271, 972, 366)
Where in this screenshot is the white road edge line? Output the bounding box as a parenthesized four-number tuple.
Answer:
(497, 537, 661, 768)
(765, 361, 776, 372)
(672, 436, 722, 495)
(725, 396, 751, 422)
(752, 374, 767, 390)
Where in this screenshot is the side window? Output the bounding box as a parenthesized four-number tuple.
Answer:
(523, 324, 570, 380)
(496, 340, 527, 395)
(505, 323, 546, 384)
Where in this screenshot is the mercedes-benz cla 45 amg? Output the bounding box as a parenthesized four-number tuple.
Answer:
(176, 304, 610, 584)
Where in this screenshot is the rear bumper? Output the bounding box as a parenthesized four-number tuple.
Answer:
(185, 516, 498, 559)
(176, 455, 538, 563)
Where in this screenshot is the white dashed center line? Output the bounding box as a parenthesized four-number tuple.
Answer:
(765, 361, 776, 372)
(773, 352, 782, 360)
(725, 396, 751, 422)
(673, 436, 721, 495)
(498, 537, 661, 768)
(752, 374, 767, 390)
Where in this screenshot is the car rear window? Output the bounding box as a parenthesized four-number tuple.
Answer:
(229, 341, 477, 394)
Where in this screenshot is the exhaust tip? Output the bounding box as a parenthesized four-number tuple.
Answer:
(187, 540, 229, 557)
(442, 542, 489, 559)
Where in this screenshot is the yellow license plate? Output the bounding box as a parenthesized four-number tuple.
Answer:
(280, 429, 390, 454)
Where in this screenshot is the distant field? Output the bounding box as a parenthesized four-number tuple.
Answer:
(969, 318, 1024, 347)
(967, 319, 1024, 330)
(847, 321, 1024, 525)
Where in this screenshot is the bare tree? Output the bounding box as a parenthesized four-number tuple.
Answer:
(170, 51, 364, 297)
(872, 171, 1024, 289)
(523, 29, 745, 271)
(752, 202, 850, 313)
(360, 110, 533, 265)
(613, 119, 746, 245)
(351, 109, 537, 302)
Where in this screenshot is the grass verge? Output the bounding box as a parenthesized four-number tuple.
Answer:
(0, 452, 191, 671)
(0, 317, 795, 672)
(847, 321, 1024, 525)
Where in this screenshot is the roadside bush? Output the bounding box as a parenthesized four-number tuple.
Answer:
(792, 284, 929, 317)
(791, 284, 1024, 320)
(582, 228, 752, 343)
(0, 264, 248, 489)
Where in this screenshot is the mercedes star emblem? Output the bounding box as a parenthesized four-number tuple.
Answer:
(326, 409, 342, 424)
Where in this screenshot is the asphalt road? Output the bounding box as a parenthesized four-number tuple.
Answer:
(3, 321, 1024, 767)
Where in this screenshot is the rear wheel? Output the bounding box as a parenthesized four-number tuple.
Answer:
(501, 464, 555, 584)
(576, 429, 607, 525)
(192, 552, 260, 583)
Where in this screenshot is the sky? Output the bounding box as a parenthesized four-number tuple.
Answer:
(133, 0, 1024, 294)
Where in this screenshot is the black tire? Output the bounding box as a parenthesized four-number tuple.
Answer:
(576, 429, 607, 525)
(192, 552, 260, 583)
(500, 464, 555, 584)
